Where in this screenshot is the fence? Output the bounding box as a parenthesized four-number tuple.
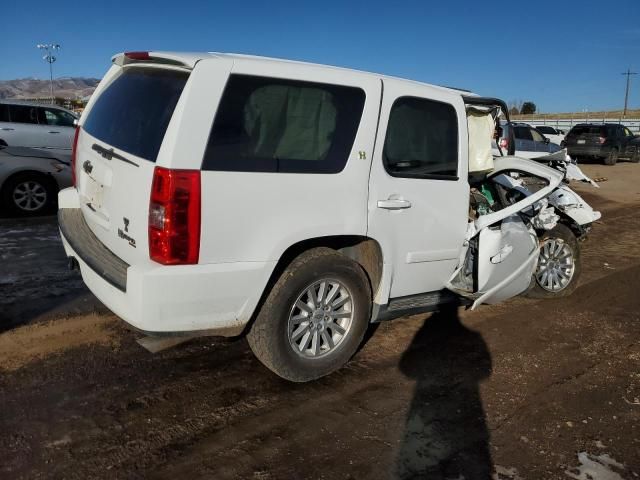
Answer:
(513, 116, 640, 133)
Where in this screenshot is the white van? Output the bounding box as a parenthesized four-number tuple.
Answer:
(58, 52, 600, 381)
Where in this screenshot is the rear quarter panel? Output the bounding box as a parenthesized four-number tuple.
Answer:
(196, 59, 382, 264)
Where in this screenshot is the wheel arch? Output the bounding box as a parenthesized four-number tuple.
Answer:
(241, 235, 385, 336)
(0, 169, 60, 195)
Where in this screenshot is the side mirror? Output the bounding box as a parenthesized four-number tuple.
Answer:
(544, 137, 550, 144)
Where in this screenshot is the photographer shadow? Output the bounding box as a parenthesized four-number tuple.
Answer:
(395, 305, 494, 479)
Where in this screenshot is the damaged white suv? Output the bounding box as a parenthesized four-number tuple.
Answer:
(58, 52, 600, 381)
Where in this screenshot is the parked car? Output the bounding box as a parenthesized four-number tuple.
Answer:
(564, 123, 640, 165)
(0, 101, 78, 161)
(495, 122, 562, 159)
(534, 125, 565, 145)
(57, 51, 599, 382)
(0, 145, 71, 215)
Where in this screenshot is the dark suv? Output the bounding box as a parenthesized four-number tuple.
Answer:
(564, 123, 640, 165)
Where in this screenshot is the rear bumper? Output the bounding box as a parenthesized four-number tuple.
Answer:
(57, 189, 275, 336)
(567, 145, 609, 157)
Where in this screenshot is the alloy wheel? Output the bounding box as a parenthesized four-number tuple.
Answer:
(535, 238, 575, 292)
(287, 279, 354, 358)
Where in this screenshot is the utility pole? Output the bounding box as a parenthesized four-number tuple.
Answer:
(622, 68, 637, 117)
(37, 44, 60, 104)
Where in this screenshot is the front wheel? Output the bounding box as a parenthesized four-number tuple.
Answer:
(247, 248, 372, 382)
(526, 224, 581, 299)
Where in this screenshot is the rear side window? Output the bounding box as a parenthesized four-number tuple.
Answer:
(383, 97, 458, 179)
(83, 68, 188, 162)
(203, 75, 366, 173)
(514, 126, 533, 141)
(8, 105, 39, 124)
(536, 126, 554, 134)
(0, 104, 9, 122)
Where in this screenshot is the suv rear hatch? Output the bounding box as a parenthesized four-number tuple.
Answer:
(566, 125, 607, 146)
(75, 61, 191, 265)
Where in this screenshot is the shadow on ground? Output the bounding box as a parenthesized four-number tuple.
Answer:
(395, 305, 493, 479)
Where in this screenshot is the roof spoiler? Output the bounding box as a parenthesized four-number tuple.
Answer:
(111, 51, 201, 69)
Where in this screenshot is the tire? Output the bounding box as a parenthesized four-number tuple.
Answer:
(1, 173, 57, 216)
(526, 224, 581, 299)
(247, 247, 372, 382)
(631, 148, 640, 163)
(603, 148, 618, 165)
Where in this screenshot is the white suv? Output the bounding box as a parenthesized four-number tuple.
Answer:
(58, 52, 600, 381)
(0, 101, 78, 160)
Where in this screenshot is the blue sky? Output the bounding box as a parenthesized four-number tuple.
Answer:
(2, 0, 639, 112)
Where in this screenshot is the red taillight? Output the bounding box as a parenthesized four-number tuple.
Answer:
(125, 51, 150, 60)
(598, 136, 606, 144)
(499, 138, 509, 149)
(149, 167, 201, 265)
(71, 127, 80, 187)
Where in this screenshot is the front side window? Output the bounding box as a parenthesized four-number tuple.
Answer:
(530, 128, 545, 142)
(203, 75, 365, 173)
(383, 96, 458, 179)
(39, 108, 76, 127)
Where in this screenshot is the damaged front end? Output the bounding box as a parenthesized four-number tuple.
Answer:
(448, 157, 568, 309)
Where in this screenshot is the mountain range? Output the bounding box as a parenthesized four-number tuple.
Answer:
(0, 77, 99, 100)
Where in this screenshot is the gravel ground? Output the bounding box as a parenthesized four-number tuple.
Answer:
(0, 163, 639, 479)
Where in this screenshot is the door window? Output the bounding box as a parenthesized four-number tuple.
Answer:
(530, 128, 545, 143)
(0, 104, 9, 122)
(39, 107, 76, 127)
(623, 127, 634, 137)
(513, 126, 533, 140)
(382, 96, 458, 179)
(8, 105, 39, 124)
(203, 75, 365, 174)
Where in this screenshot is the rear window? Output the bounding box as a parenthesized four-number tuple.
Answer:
(83, 68, 188, 162)
(570, 125, 605, 136)
(202, 75, 365, 174)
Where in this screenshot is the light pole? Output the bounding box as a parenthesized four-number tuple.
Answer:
(621, 68, 637, 117)
(37, 43, 60, 104)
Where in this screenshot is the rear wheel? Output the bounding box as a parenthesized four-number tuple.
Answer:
(1, 173, 57, 216)
(526, 224, 581, 299)
(603, 148, 618, 165)
(247, 247, 371, 382)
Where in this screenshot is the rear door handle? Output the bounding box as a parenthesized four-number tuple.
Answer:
(377, 198, 412, 210)
(48, 131, 60, 134)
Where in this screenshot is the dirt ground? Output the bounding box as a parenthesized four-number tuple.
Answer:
(0, 163, 639, 479)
